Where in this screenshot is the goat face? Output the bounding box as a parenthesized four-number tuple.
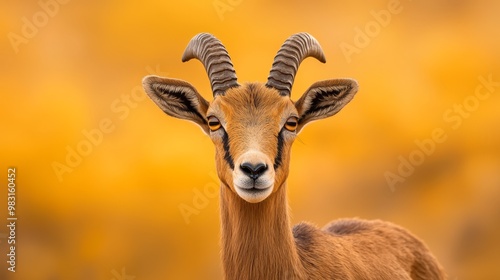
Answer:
(206, 83, 297, 203)
(143, 33, 358, 203)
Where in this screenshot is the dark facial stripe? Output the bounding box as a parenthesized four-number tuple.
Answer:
(273, 128, 285, 169)
(222, 131, 235, 170)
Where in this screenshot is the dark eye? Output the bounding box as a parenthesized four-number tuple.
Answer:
(284, 117, 298, 132)
(208, 116, 221, 131)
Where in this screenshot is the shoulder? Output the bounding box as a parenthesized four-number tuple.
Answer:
(292, 222, 322, 248)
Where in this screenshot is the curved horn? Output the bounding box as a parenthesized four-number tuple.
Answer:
(266, 33, 326, 96)
(182, 33, 239, 96)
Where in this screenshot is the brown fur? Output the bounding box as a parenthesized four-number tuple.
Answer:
(221, 182, 445, 280)
(209, 84, 295, 192)
(210, 84, 444, 279)
(144, 79, 447, 279)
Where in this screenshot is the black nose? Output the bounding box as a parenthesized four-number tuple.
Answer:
(240, 162, 268, 180)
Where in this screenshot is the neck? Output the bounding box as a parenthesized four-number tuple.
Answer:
(220, 182, 304, 280)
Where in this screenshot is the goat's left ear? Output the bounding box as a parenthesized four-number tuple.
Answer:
(143, 75, 210, 134)
(294, 79, 358, 133)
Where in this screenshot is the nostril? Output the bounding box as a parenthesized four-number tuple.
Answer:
(240, 163, 253, 176)
(253, 163, 268, 175)
(240, 162, 268, 180)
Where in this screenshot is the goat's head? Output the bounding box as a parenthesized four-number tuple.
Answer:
(143, 33, 358, 203)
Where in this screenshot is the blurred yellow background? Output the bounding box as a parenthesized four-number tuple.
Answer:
(1, 0, 499, 279)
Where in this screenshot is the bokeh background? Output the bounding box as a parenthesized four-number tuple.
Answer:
(1, 0, 500, 279)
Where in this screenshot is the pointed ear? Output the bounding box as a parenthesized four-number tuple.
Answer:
(143, 75, 210, 134)
(295, 79, 358, 133)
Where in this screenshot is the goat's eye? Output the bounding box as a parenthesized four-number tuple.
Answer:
(208, 116, 221, 131)
(284, 117, 298, 132)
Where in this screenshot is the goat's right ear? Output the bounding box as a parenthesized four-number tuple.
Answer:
(143, 75, 210, 134)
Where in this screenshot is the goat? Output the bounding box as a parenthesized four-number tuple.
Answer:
(143, 33, 447, 280)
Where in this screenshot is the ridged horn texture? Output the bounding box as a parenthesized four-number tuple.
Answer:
(182, 33, 239, 96)
(266, 33, 326, 96)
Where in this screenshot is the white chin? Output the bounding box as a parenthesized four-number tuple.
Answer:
(235, 185, 274, 203)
